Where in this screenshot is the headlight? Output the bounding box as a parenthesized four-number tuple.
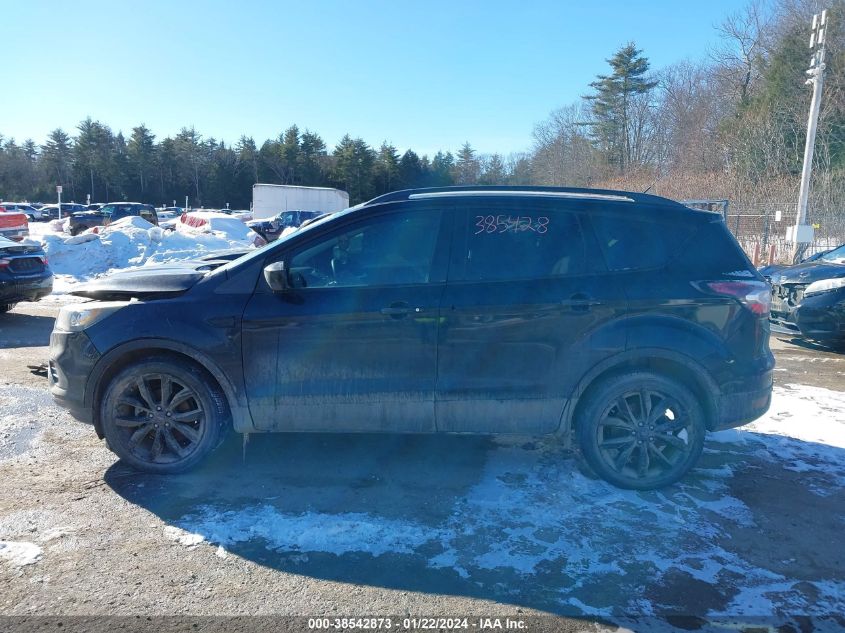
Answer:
(55, 301, 131, 332)
(804, 277, 845, 297)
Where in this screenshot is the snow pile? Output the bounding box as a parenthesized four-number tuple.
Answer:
(37, 215, 259, 292)
(0, 541, 42, 567)
(176, 211, 264, 247)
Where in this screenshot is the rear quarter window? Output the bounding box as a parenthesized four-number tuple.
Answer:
(590, 213, 695, 271)
(671, 220, 755, 276)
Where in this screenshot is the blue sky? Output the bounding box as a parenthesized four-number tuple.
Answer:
(4, 0, 749, 156)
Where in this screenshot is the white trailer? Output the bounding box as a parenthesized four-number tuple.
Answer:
(252, 184, 350, 220)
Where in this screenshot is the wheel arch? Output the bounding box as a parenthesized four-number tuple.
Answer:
(86, 338, 253, 438)
(559, 348, 720, 442)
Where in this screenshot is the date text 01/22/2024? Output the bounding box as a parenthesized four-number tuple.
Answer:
(307, 617, 528, 630)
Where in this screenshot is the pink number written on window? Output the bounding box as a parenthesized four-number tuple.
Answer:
(474, 215, 549, 235)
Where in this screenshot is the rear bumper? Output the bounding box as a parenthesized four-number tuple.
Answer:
(0, 272, 53, 303)
(713, 377, 773, 431)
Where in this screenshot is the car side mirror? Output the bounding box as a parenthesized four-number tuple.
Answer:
(263, 261, 289, 292)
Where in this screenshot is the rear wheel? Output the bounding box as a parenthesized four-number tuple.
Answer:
(100, 357, 228, 473)
(577, 372, 706, 490)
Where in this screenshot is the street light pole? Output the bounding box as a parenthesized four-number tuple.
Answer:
(792, 9, 829, 263)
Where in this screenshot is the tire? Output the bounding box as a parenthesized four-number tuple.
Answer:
(0, 303, 16, 313)
(99, 356, 229, 473)
(577, 372, 706, 490)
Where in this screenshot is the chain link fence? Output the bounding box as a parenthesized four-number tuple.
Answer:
(687, 200, 845, 265)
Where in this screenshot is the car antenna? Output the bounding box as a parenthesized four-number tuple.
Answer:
(643, 182, 656, 194)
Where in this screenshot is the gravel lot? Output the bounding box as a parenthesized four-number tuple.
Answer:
(1, 301, 844, 630)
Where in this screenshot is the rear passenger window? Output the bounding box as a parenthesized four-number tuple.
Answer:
(460, 210, 589, 281)
(591, 214, 693, 271)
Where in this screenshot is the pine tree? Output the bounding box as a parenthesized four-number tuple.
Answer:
(332, 135, 375, 204)
(374, 142, 400, 194)
(397, 150, 423, 189)
(586, 42, 657, 173)
(127, 124, 156, 199)
(454, 142, 480, 184)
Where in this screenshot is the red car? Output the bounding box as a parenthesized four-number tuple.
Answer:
(0, 209, 29, 241)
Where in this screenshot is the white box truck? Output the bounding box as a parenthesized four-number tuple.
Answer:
(252, 184, 350, 220)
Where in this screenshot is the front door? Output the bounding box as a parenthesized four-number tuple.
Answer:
(242, 205, 450, 432)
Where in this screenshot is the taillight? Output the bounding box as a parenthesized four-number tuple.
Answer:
(0, 258, 9, 269)
(702, 280, 772, 316)
(40, 255, 49, 265)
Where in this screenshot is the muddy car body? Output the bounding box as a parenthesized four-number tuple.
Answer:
(48, 186, 775, 489)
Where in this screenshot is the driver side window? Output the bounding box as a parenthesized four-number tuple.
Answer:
(288, 210, 442, 289)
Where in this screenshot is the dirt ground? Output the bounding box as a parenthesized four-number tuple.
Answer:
(1, 301, 844, 631)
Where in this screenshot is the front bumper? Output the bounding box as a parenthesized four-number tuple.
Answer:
(0, 272, 53, 303)
(769, 288, 845, 342)
(48, 329, 101, 424)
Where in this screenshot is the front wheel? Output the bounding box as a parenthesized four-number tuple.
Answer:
(100, 357, 228, 473)
(577, 372, 706, 490)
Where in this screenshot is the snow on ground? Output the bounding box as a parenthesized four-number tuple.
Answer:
(0, 541, 42, 568)
(27, 217, 259, 294)
(166, 383, 845, 617)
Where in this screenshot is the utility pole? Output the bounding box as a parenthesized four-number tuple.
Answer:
(792, 9, 829, 263)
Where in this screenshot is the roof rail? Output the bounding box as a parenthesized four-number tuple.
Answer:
(409, 190, 634, 203)
(364, 185, 676, 207)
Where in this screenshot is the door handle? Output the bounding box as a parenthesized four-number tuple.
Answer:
(566, 293, 602, 312)
(380, 306, 411, 315)
(380, 302, 424, 319)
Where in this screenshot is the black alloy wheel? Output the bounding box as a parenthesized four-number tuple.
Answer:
(100, 357, 227, 473)
(578, 372, 706, 489)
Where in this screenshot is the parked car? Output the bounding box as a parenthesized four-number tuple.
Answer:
(176, 211, 265, 246)
(41, 203, 88, 220)
(760, 243, 845, 344)
(247, 210, 326, 242)
(156, 210, 180, 230)
(0, 208, 29, 241)
(48, 186, 774, 489)
(0, 235, 53, 312)
(0, 202, 47, 221)
(68, 202, 159, 235)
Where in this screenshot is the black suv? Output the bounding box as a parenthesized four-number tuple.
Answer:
(48, 187, 774, 489)
(68, 203, 158, 235)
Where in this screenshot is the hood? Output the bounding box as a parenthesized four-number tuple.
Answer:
(70, 263, 208, 300)
(760, 260, 845, 284)
(71, 210, 104, 218)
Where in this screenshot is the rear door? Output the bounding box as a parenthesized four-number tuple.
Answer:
(436, 199, 627, 434)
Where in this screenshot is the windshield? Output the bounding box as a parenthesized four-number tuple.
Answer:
(819, 244, 845, 264)
(208, 206, 359, 277)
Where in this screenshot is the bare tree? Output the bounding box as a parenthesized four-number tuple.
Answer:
(710, 0, 772, 108)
